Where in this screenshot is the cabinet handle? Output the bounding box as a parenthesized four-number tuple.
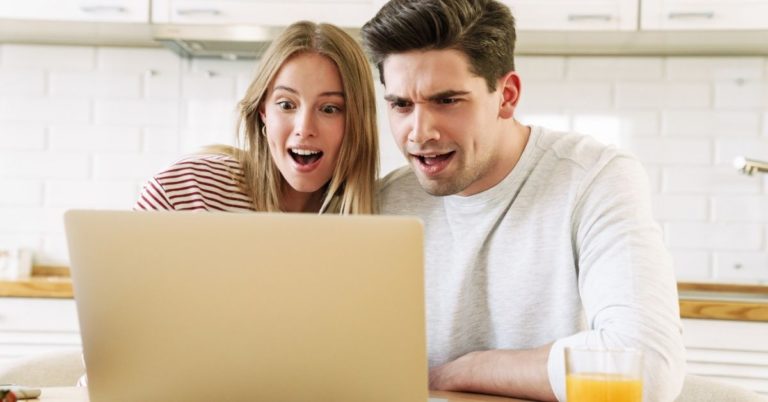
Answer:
(567, 14, 614, 22)
(668, 11, 715, 20)
(80, 5, 127, 14)
(176, 8, 222, 16)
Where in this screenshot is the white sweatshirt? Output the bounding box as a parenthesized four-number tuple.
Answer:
(378, 126, 686, 401)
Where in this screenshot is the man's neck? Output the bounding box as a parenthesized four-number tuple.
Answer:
(457, 120, 531, 197)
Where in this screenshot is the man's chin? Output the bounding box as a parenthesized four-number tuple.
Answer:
(414, 174, 462, 196)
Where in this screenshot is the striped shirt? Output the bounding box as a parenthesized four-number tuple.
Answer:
(134, 153, 255, 212)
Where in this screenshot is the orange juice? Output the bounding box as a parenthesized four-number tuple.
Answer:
(566, 373, 642, 402)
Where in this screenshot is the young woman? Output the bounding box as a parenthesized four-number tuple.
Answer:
(135, 21, 379, 214)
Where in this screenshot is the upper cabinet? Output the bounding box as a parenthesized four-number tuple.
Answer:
(0, 0, 149, 23)
(503, 0, 639, 31)
(151, 0, 383, 28)
(641, 0, 768, 30)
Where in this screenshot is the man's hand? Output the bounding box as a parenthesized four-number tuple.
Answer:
(428, 344, 557, 402)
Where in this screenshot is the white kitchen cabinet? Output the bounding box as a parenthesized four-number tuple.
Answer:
(642, 0, 768, 30)
(682, 318, 768, 395)
(502, 0, 639, 31)
(0, 298, 81, 366)
(152, 0, 383, 28)
(0, 0, 149, 23)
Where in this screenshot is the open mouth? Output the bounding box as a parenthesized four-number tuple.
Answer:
(415, 152, 455, 166)
(289, 148, 323, 166)
(412, 151, 456, 176)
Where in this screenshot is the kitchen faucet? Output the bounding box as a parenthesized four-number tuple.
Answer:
(734, 156, 768, 175)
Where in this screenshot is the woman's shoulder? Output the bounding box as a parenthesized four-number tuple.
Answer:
(136, 148, 254, 212)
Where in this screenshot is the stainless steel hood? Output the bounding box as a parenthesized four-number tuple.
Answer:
(152, 24, 361, 59)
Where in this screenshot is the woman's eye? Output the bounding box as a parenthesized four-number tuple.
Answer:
(276, 101, 295, 111)
(321, 105, 342, 114)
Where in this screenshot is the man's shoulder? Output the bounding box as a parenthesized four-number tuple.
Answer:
(376, 166, 434, 214)
(534, 126, 630, 172)
(377, 165, 417, 194)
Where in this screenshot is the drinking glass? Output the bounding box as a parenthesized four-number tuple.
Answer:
(565, 347, 643, 402)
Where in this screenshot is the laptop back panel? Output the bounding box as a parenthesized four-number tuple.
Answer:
(65, 210, 427, 402)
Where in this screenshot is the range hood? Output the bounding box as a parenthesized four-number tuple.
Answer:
(152, 24, 361, 59)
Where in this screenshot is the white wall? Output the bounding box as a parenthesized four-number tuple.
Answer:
(0, 44, 767, 283)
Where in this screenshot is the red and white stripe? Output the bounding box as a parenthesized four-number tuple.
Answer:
(134, 154, 254, 212)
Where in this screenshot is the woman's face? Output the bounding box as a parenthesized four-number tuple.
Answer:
(261, 52, 346, 195)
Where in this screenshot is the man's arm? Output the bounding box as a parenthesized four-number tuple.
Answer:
(431, 154, 686, 402)
(428, 343, 556, 401)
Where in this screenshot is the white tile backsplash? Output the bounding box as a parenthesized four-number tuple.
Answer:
(715, 138, 768, 167)
(0, 179, 43, 207)
(666, 222, 763, 251)
(663, 167, 762, 194)
(93, 99, 178, 126)
(0, 69, 46, 96)
(616, 83, 711, 109)
(49, 72, 141, 99)
(662, 110, 761, 137)
(0, 123, 46, 150)
(0, 152, 90, 179)
(666, 57, 765, 82)
(652, 195, 709, 221)
(1, 45, 768, 283)
(44, 180, 138, 208)
(670, 251, 711, 281)
(0, 98, 90, 123)
(516, 56, 565, 81)
(714, 252, 768, 281)
(566, 57, 664, 81)
(714, 81, 766, 110)
(712, 196, 768, 222)
(0, 45, 95, 71)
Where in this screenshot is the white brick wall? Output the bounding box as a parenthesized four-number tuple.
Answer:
(1, 45, 767, 284)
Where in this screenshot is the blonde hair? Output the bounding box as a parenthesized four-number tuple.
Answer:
(234, 21, 378, 214)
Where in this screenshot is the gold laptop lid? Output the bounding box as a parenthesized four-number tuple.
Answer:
(65, 210, 427, 402)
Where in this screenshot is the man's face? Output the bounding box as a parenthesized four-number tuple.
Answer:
(382, 49, 505, 196)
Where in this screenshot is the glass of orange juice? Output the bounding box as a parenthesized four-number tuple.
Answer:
(565, 347, 643, 402)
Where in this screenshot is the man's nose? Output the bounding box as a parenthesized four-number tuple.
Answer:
(407, 106, 439, 144)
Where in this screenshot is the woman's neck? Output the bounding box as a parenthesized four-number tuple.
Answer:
(280, 184, 325, 213)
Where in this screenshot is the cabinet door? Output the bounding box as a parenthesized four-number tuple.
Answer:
(0, 298, 81, 365)
(0, 0, 149, 23)
(682, 319, 768, 395)
(153, 0, 380, 28)
(642, 0, 768, 30)
(503, 0, 639, 31)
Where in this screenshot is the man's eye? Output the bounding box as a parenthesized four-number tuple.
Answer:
(437, 98, 458, 105)
(390, 101, 412, 110)
(276, 101, 295, 111)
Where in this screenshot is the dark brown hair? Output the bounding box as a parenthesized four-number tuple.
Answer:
(361, 0, 516, 92)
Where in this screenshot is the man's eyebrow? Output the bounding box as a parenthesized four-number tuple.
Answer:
(384, 94, 408, 103)
(383, 90, 470, 103)
(426, 90, 470, 101)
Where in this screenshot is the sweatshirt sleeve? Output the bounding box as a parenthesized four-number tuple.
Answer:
(546, 153, 686, 402)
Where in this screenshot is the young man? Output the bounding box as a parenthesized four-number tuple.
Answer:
(362, 1, 686, 401)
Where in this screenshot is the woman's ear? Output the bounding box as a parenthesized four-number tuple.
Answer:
(258, 102, 266, 121)
(498, 71, 522, 120)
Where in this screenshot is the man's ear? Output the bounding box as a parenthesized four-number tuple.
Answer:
(498, 71, 522, 120)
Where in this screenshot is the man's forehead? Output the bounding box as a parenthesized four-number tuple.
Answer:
(382, 49, 481, 96)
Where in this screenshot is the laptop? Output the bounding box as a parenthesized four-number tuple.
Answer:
(64, 210, 428, 402)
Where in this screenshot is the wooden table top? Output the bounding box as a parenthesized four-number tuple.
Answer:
(33, 387, 528, 401)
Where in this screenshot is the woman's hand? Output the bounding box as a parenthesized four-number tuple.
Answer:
(0, 390, 16, 402)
